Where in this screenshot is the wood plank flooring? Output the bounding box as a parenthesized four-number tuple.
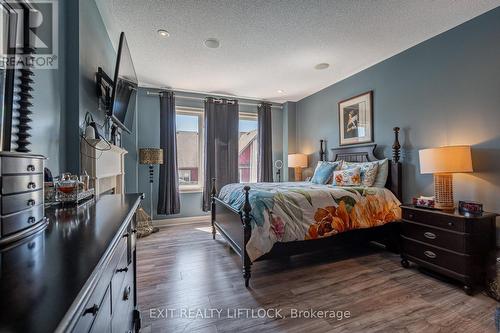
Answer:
(137, 222, 498, 333)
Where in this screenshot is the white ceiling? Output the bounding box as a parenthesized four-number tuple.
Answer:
(95, 0, 500, 103)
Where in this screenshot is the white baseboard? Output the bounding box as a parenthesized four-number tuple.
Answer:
(153, 215, 211, 227)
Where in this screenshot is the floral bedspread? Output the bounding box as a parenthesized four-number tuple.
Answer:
(218, 182, 401, 262)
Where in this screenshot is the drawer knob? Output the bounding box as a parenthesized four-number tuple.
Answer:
(408, 213, 414, 219)
(424, 232, 436, 240)
(27, 199, 36, 206)
(83, 304, 99, 316)
(116, 267, 128, 273)
(27, 182, 36, 190)
(27, 216, 36, 224)
(424, 250, 437, 259)
(27, 165, 35, 172)
(448, 222, 454, 227)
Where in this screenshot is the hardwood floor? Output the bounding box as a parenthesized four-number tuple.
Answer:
(137, 222, 497, 333)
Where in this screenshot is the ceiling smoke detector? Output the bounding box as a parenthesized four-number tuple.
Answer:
(314, 63, 330, 70)
(157, 29, 170, 38)
(204, 38, 221, 49)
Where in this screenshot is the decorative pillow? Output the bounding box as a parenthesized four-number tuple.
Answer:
(341, 161, 379, 187)
(332, 167, 362, 186)
(372, 158, 389, 188)
(310, 161, 342, 184)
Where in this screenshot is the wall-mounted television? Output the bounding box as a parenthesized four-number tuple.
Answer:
(109, 32, 137, 134)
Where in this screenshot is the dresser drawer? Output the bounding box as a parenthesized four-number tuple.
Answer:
(111, 242, 128, 310)
(111, 264, 135, 333)
(402, 237, 468, 275)
(2, 190, 43, 215)
(402, 221, 468, 253)
(1, 156, 43, 175)
(73, 237, 127, 333)
(1, 204, 44, 236)
(403, 208, 465, 232)
(2, 174, 44, 195)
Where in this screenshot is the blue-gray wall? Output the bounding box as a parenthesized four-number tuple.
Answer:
(136, 88, 283, 219)
(28, 0, 73, 175)
(295, 7, 500, 219)
(76, 0, 139, 192)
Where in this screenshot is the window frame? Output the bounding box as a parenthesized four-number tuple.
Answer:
(176, 107, 204, 193)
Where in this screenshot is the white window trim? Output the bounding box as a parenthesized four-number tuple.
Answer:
(176, 107, 204, 193)
(239, 111, 258, 121)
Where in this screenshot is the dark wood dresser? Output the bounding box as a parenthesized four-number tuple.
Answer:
(0, 194, 143, 333)
(400, 205, 497, 295)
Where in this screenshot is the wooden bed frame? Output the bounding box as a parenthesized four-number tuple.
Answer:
(211, 127, 403, 287)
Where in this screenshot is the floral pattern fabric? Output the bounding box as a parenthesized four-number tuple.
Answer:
(332, 168, 362, 186)
(341, 161, 379, 187)
(218, 182, 401, 261)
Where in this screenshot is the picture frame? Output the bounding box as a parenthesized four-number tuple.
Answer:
(338, 91, 373, 146)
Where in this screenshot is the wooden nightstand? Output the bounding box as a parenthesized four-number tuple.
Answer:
(400, 205, 497, 295)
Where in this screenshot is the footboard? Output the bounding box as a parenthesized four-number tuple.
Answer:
(211, 180, 252, 287)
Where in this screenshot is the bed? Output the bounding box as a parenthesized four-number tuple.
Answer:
(210, 127, 403, 287)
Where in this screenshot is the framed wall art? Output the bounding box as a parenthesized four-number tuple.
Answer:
(338, 91, 373, 146)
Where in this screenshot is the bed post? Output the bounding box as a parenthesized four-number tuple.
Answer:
(391, 127, 403, 201)
(319, 139, 326, 161)
(242, 185, 252, 287)
(211, 178, 217, 240)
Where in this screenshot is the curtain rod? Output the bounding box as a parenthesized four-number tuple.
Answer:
(145, 91, 282, 109)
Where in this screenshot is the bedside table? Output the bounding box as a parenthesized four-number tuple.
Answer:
(400, 205, 497, 295)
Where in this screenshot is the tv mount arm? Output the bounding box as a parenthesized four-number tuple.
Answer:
(96, 67, 114, 112)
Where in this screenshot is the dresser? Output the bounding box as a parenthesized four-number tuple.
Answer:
(0, 194, 143, 333)
(0, 152, 47, 246)
(400, 205, 497, 295)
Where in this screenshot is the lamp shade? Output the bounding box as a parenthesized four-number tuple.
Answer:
(419, 145, 472, 174)
(288, 154, 308, 168)
(139, 148, 164, 165)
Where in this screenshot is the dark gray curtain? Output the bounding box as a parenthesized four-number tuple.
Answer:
(258, 102, 273, 182)
(203, 98, 239, 211)
(157, 91, 180, 215)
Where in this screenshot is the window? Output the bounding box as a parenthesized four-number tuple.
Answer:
(239, 113, 258, 183)
(176, 109, 203, 191)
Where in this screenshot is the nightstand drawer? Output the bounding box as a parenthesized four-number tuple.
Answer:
(402, 221, 467, 253)
(402, 208, 465, 232)
(402, 237, 468, 275)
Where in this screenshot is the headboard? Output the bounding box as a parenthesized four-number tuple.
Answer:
(322, 127, 402, 201)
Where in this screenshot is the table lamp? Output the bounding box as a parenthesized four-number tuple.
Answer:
(139, 148, 164, 219)
(419, 145, 473, 211)
(288, 153, 308, 181)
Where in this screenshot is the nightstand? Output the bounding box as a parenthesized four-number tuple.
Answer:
(400, 205, 497, 295)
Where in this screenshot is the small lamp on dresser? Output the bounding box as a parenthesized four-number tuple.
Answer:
(288, 153, 308, 181)
(139, 148, 164, 220)
(418, 145, 473, 210)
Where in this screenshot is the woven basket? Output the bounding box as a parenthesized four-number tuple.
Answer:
(136, 207, 154, 238)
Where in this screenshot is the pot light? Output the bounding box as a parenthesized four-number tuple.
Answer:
(277, 90, 285, 94)
(157, 29, 170, 38)
(204, 38, 220, 49)
(314, 63, 330, 70)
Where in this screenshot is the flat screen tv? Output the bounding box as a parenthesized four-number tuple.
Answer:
(110, 32, 137, 134)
